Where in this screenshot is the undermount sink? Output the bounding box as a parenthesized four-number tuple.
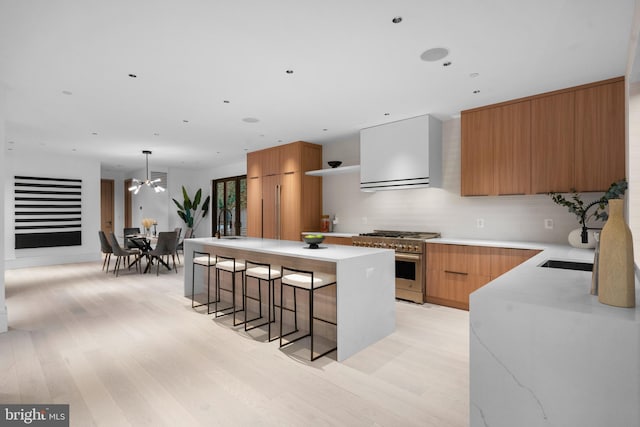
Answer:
(220, 236, 243, 240)
(539, 259, 593, 272)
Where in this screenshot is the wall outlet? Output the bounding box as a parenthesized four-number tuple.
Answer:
(476, 218, 484, 229)
(544, 219, 554, 229)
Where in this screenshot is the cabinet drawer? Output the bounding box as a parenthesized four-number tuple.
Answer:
(426, 270, 491, 310)
(428, 243, 491, 276)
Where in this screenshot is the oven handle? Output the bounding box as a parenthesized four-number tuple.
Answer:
(395, 253, 422, 261)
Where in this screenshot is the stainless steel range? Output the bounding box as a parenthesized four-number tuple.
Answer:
(352, 230, 441, 303)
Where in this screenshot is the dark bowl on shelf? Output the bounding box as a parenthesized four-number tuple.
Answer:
(303, 234, 325, 249)
(327, 161, 342, 168)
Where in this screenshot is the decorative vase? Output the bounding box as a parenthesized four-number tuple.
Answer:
(598, 199, 635, 308)
(568, 228, 597, 249)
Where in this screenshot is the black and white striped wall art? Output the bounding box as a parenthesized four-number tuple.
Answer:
(14, 176, 82, 249)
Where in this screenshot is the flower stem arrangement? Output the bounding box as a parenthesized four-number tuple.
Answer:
(549, 179, 628, 244)
(172, 186, 210, 235)
(141, 218, 155, 236)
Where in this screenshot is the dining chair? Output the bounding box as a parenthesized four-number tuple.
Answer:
(148, 231, 178, 275)
(123, 227, 141, 249)
(173, 227, 182, 264)
(98, 230, 113, 273)
(176, 227, 192, 262)
(109, 232, 141, 277)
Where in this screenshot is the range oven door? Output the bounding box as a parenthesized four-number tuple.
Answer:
(395, 252, 424, 303)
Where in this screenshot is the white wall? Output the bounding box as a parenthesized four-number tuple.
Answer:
(321, 119, 604, 244)
(4, 150, 101, 268)
(0, 83, 7, 332)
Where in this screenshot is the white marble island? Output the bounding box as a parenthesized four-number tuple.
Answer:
(184, 237, 395, 361)
(470, 244, 640, 427)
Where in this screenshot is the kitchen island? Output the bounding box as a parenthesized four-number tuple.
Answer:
(184, 237, 395, 361)
(469, 243, 640, 427)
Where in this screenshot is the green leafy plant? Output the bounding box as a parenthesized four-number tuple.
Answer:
(172, 186, 211, 233)
(549, 179, 627, 243)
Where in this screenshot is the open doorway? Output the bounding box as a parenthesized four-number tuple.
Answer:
(212, 176, 247, 236)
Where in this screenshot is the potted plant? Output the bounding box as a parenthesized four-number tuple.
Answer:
(172, 186, 211, 236)
(549, 179, 627, 248)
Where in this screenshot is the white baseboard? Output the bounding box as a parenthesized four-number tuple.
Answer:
(5, 252, 100, 269)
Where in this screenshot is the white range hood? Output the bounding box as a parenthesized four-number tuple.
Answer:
(360, 114, 442, 191)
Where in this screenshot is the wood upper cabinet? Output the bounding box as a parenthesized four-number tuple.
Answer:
(246, 141, 322, 240)
(461, 101, 531, 196)
(461, 76, 625, 195)
(426, 243, 540, 310)
(461, 109, 493, 196)
(574, 79, 625, 192)
(493, 101, 531, 195)
(531, 91, 575, 193)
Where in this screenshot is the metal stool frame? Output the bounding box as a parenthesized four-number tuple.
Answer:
(191, 250, 218, 313)
(279, 266, 337, 361)
(214, 255, 246, 326)
(244, 260, 285, 342)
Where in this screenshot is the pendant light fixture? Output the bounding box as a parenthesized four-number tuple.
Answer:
(128, 150, 165, 194)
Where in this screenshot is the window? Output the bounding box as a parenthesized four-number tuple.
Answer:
(212, 175, 247, 236)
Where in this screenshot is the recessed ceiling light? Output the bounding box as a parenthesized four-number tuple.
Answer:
(244, 148, 248, 151)
(384, 113, 390, 116)
(470, 73, 480, 78)
(242, 117, 259, 123)
(223, 100, 230, 104)
(153, 132, 160, 136)
(443, 61, 452, 67)
(420, 47, 449, 62)
(128, 73, 137, 78)
(71, 148, 77, 151)
(8, 148, 13, 151)
(8, 141, 15, 144)
(62, 90, 72, 95)
(91, 132, 98, 135)
(473, 90, 481, 94)
(392, 16, 403, 24)
(322, 128, 328, 131)
(183, 119, 189, 123)
(277, 139, 283, 143)
(285, 70, 294, 74)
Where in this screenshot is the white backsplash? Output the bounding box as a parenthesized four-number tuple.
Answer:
(321, 118, 604, 244)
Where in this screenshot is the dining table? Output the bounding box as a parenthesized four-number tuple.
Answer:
(126, 234, 171, 273)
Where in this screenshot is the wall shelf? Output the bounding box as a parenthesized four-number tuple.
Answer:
(305, 165, 360, 176)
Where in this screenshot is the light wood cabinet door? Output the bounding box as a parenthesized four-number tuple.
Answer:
(280, 171, 302, 241)
(246, 176, 262, 237)
(493, 101, 531, 195)
(247, 150, 263, 179)
(531, 91, 575, 193)
(322, 236, 352, 245)
(575, 79, 625, 191)
(461, 109, 494, 196)
(280, 142, 301, 173)
(262, 146, 281, 177)
(490, 248, 541, 279)
(261, 174, 280, 239)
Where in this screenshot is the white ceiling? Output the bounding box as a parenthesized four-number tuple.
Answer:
(0, 0, 635, 173)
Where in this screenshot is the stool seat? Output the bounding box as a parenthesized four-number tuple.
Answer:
(193, 256, 216, 266)
(246, 266, 281, 281)
(216, 260, 246, 272)
(281, 272, 336, 290)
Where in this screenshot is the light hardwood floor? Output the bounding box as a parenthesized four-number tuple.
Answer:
(1, 261, 469, 427)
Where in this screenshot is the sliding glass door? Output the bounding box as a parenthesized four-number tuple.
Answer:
(212, 175, 247, 236)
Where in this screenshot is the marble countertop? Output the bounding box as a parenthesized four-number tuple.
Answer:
(471, 242, 640, 320)
(427, 237, 548, 250)
(189, 236, 391, 261)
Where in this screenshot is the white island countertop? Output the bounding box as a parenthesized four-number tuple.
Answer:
(469, 241, 640, 427)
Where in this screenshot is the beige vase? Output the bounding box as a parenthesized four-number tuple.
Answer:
(598, 199, 635, 308)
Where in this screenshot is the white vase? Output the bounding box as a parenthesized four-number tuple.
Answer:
(568, 228, 597, 249)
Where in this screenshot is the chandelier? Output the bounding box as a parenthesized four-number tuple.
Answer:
(128, 150, 165, 194)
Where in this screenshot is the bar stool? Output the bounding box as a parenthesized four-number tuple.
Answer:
(244, 260, 281, 341)
(215, 255, 246, 326)
(279, 267, 337, 361)
(191, 251, 217, 313)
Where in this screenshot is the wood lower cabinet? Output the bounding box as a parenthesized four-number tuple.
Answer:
(322, 236, 352, 245)
(246, 141, 322, 240)
(426, 243, 540, 310)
